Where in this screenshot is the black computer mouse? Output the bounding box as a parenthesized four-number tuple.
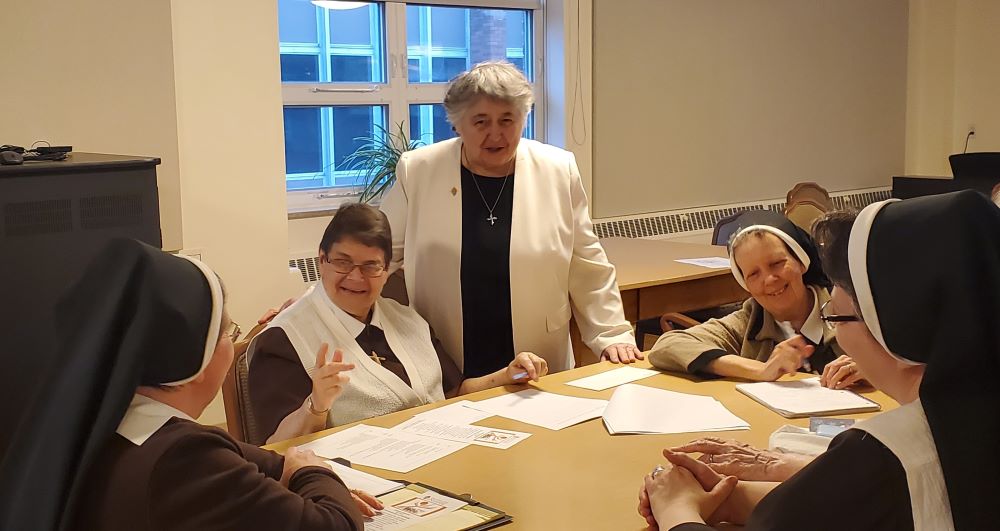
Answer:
(0, 151, 24, 165)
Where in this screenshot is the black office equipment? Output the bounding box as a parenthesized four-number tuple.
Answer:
(949, 152, 1000, 180)
(0, 153, 161, 453)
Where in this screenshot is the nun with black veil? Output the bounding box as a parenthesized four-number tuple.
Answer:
(0, 239, 365, 531)
(637, 190, 1000, 531)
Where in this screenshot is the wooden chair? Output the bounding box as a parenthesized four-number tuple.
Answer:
(634, 211, 751, 349)
(222, 320, 269, 445)
(785, 182, 833, 211)
(784, 199, 828, 232)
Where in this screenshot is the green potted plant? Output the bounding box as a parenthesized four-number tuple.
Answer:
(343, 121, 424, 203)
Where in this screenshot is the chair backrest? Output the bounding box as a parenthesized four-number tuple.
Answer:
(785, 182, 833, 211)
(222, 321, 268, 445)
(784, 200, 827, 232)
(712, 211, 747, 246)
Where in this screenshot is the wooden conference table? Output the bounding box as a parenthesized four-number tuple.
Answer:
(601, 237, 748, 323)
(267, 361, 896, 530)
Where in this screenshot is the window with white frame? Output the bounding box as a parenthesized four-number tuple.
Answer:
(279, 0, 542, 210)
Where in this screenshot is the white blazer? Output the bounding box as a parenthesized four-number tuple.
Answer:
(381, 138, 634, 372)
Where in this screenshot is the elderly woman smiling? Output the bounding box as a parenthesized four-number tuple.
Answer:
(649, 211, 857, 387)
(381, 61, 638, 378)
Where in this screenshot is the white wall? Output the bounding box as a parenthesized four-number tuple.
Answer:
(170, 0, 303, 424)
(0, 0, 184, 250)
(906, 0, 1000, 175)
(590, 0, 909, 218)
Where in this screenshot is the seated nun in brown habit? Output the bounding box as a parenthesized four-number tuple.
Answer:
(0, 239, 365, 531)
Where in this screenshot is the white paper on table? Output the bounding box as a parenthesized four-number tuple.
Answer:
(411, 400, 494, 424)
(464, 389, 608, 430)
(566, 366, 660, 391)
(602, 384, 750, 435)
(298, 424, 468, 473)
(674, 257, 731, 269)
(325, 460, 404, 496)
(391, 417, 531, 449)
(735, 377, 880, 417)
(364, 487, 468, 531)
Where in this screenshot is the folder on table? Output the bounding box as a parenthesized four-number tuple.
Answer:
(736, 378, 881, 419)
(375, 482, 511, 531)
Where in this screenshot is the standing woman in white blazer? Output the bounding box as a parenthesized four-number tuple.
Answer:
(381, 61, 639, 378)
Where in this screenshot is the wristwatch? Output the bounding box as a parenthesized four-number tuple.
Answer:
(306, 395, 330, 416)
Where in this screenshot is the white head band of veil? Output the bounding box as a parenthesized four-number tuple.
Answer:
(848, 199, 921, 366)
(162, 255, 224, 386)
(728, 225, 811, 291)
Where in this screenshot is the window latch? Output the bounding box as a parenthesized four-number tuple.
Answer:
(310, 85, 381, 94)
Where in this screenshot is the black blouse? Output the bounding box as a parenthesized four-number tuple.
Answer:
(460, 165, 516, 378)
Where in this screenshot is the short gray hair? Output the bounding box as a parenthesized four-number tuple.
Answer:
(443, 61, 534, 125)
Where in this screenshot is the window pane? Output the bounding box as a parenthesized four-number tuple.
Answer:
(409, 103, 534, 144)
(279, 1, 385, 83)
(408, 104, 456, 145)
(278, 0, 317, 44)
(407, 58, 421, 83)
(281, 54, 320, 82)
(282, 105, 387, 191)
(330, 55, 374, 82)
(283, 107, 323, 175)
(406, 6, 533, 83)
(432, 57, 467, 82)
(328, 4, 374, 45)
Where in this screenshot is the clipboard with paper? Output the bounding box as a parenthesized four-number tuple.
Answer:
(735, 377, 881, 418)
(329, 459, 511, 531)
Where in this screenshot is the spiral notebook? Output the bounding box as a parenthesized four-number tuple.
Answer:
(736, 378, 881, 418)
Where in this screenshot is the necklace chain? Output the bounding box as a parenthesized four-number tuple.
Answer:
(463, 147, 514, 226)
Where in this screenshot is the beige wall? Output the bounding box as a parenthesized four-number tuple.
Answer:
(906, 0, 1000, 175)
(591, 0, 909, 218)
(952, 0, 1000, 154)
(170, 0, 301, 425)
(0, 0, 184, 250)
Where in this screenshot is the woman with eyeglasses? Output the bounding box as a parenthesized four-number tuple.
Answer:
(638, 190, 1000, 531)
(248, 203, 548, 446)
(649, 210, 857, 388)
(0, 239, 364, 531)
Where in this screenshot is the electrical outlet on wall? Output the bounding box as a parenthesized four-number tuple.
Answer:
(176, 247, 207, 262)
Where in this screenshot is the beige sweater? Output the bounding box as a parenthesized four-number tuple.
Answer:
(649, 289, 843, 376)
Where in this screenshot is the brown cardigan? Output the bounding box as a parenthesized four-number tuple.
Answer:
(649, 289, 843, 376)
(72, 417, 363, 531)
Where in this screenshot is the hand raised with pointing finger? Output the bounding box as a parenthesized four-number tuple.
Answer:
(310, 343, 355, 414)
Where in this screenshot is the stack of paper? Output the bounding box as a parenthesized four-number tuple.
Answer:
(391, 417, 531, 450)
(325, 460, 404, 496)
(298, 424, 467, 473)
(735, 378, 881, 418)
(674, 257, 731, 269)
(602, 384, 750, 435)
(464, 389, 608, 430)
(410, 400, 494, 424)
(566, 366, 660, 391)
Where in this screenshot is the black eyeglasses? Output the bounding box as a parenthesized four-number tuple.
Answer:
(819, 300, 861, 330)
(324, 256, 386, 278)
